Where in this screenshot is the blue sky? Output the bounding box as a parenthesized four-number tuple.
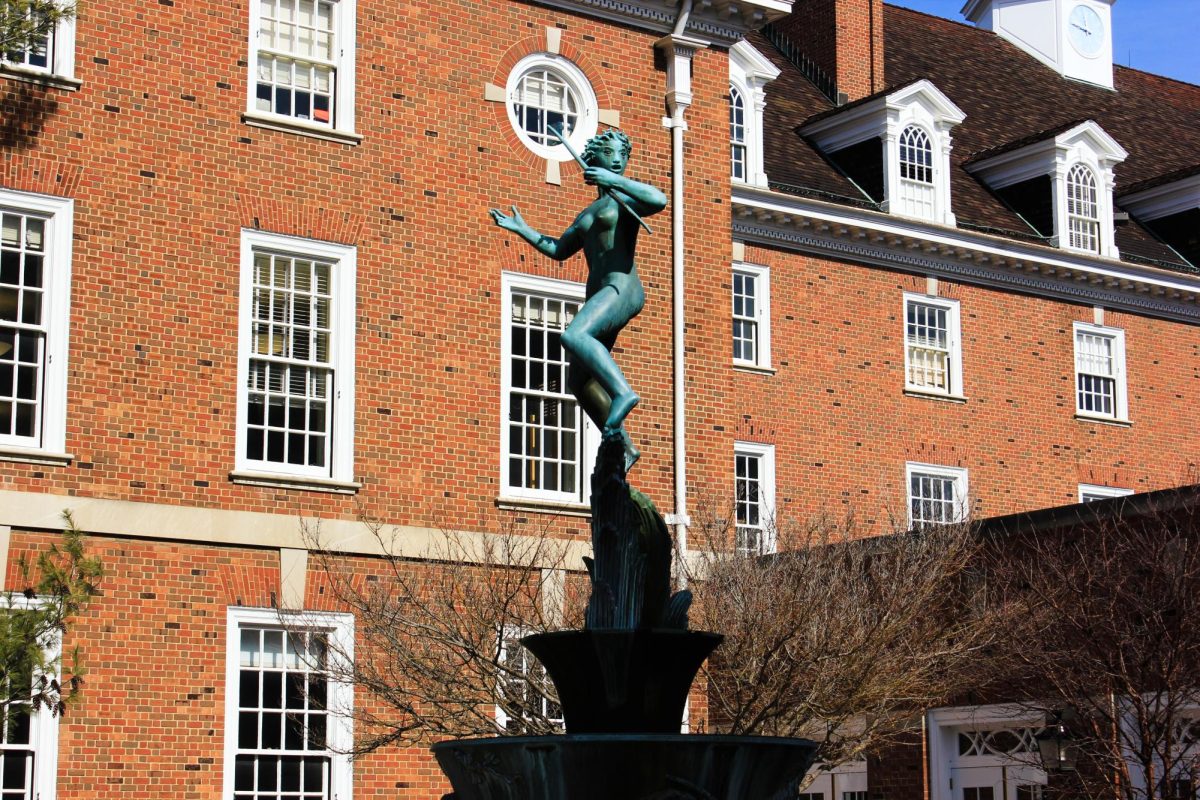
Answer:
(889, 1, 1200, 84)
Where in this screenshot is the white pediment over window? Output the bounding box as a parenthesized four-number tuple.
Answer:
(729, 39, 781, 188)
(968, 120, 1128, 257)
(801, 79, 966, 226)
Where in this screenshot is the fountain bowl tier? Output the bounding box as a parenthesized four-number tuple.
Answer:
(521, 629, 723, 734)
(433, 733, 818, 800)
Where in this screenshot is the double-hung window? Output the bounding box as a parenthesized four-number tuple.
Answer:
(235, 230, 356, 487)
(224, 608, 353, 800)
(906, 463, 968, 528)
(496, 627, 563, 734)
(1, 1, 76, 85)
(247, 0, 357, 137)
(1065, 164, 1101, 254)
(732, 263, 770, 370)
(730, 85, 747, 182)
(897, 126, 936, 221)
(735, 442, 775, 557)
(0, 596, 61, 800)
(500, 273, 593, 505)
(903, 293, 962, 398)
(1073, 322, 1127, 422)
(0, 190, 72, 462)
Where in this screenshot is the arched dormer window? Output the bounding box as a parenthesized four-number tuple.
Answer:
(898, 125, 935, 219)
(728, 41, 780, 188)
(730, 85, 747, 181)
(1066, 163, 1101, 253)
(799, 80, 965, 227)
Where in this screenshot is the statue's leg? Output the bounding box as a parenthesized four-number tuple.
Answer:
(569, 366, 640, 471)
(561, 286, 639, 432)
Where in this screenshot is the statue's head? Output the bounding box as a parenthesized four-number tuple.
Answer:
(583, 129, 632, 171)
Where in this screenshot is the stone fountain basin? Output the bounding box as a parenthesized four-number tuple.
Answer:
(433, 733, 818, 800)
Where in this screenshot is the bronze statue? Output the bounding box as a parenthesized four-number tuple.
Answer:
(490, 129, 667, 470)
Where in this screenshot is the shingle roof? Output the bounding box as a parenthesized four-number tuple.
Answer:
(755, 4, 1200, 270)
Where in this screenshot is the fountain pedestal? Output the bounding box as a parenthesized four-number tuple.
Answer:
(432, 435, 817, 799)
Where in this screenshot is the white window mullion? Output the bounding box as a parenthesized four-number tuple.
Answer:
(735, 442, 775, 556)
(903, 293, 962, 398)
(0, 192, 72, 459)
(732, 262, 770, 370)
(500, 272, 592, 505)
(906, 462, 968, 528)
(236, 230, 355, 484)
(1073, 321, 1127, 421)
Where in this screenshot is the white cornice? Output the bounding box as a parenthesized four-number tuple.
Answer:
(531, 0, 792, 45)
(729, 39, 781, 82)
(967, 120, 1128, 189)
(1120, 174, 1200, 222)
(800, 79, 966, 152)
(732, 184, 1200, 324)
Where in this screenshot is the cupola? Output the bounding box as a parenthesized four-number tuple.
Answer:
(962, 0, 1115, 89)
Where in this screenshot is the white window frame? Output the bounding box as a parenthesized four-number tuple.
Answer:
(897, 124, 938, 221)
(1072, 321, 1128, 423)
(732, 262, 771, 370)
(1065, 163, 1102, 254)
(504, 53, 598, 163)
(735, 441, 776, 557)
(244, 0, 358, 139)
(0, 595, 62, 800)
(234, 229, 356, 486)
(1078, 484, 1133, 503)
(729, 83, 748, 182)
(906, 462, 969, 528)
(0, 2, 77, 87)
(0, 189, 73, 463)
(499, 271, 596, 506)
(495, 626, 564, 734)
(903, 292, 963, 399)
(728, 40, 781, 189)
(222, 606, 354, 800)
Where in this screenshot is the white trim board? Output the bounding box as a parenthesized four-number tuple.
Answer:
(0, 490, 589, 569)
(732, 185, 1200, 324)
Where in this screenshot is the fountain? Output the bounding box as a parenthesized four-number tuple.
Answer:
(436, 127, 817, 798)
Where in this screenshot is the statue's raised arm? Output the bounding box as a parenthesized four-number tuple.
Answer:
(489, 129, 666, 471)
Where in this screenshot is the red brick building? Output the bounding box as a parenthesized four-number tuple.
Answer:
(1, 0, 1198, 797)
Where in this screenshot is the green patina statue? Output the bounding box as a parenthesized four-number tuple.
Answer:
(489, 129, 668, 469)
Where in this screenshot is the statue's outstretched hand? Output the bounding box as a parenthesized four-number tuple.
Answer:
(489, 205, 526, 234)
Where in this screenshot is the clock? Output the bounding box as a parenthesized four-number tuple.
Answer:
(1067, 4, 1105, 58)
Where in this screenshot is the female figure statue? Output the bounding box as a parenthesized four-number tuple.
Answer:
(490, 129, 667, 470)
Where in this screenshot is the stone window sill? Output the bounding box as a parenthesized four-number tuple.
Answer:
(904, 389, 968, 404)
(1074, 413, 1132, 428)
(229, 470, 362, 495)
(0, 447, 74, 467)
(0, 65, 81, 91)
(496, 496, 591, 518)
(733, 363, 777, 376)
(242, 111, 363, 145)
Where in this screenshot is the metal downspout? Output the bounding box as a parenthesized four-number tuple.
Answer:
(658, 2, 704, 591)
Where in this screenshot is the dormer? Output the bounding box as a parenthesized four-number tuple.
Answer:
(962, 0, 1115, 89)
(729, 40, 782, 188)
(1119, 166, 1200, 267)
(967, 120, 1128, 258)
(800, 80, 966, 227)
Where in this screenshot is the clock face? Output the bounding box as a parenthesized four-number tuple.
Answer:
(1068, 4, 1105, 58)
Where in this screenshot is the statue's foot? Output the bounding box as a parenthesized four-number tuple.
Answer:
(605, 390, 640, 430)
